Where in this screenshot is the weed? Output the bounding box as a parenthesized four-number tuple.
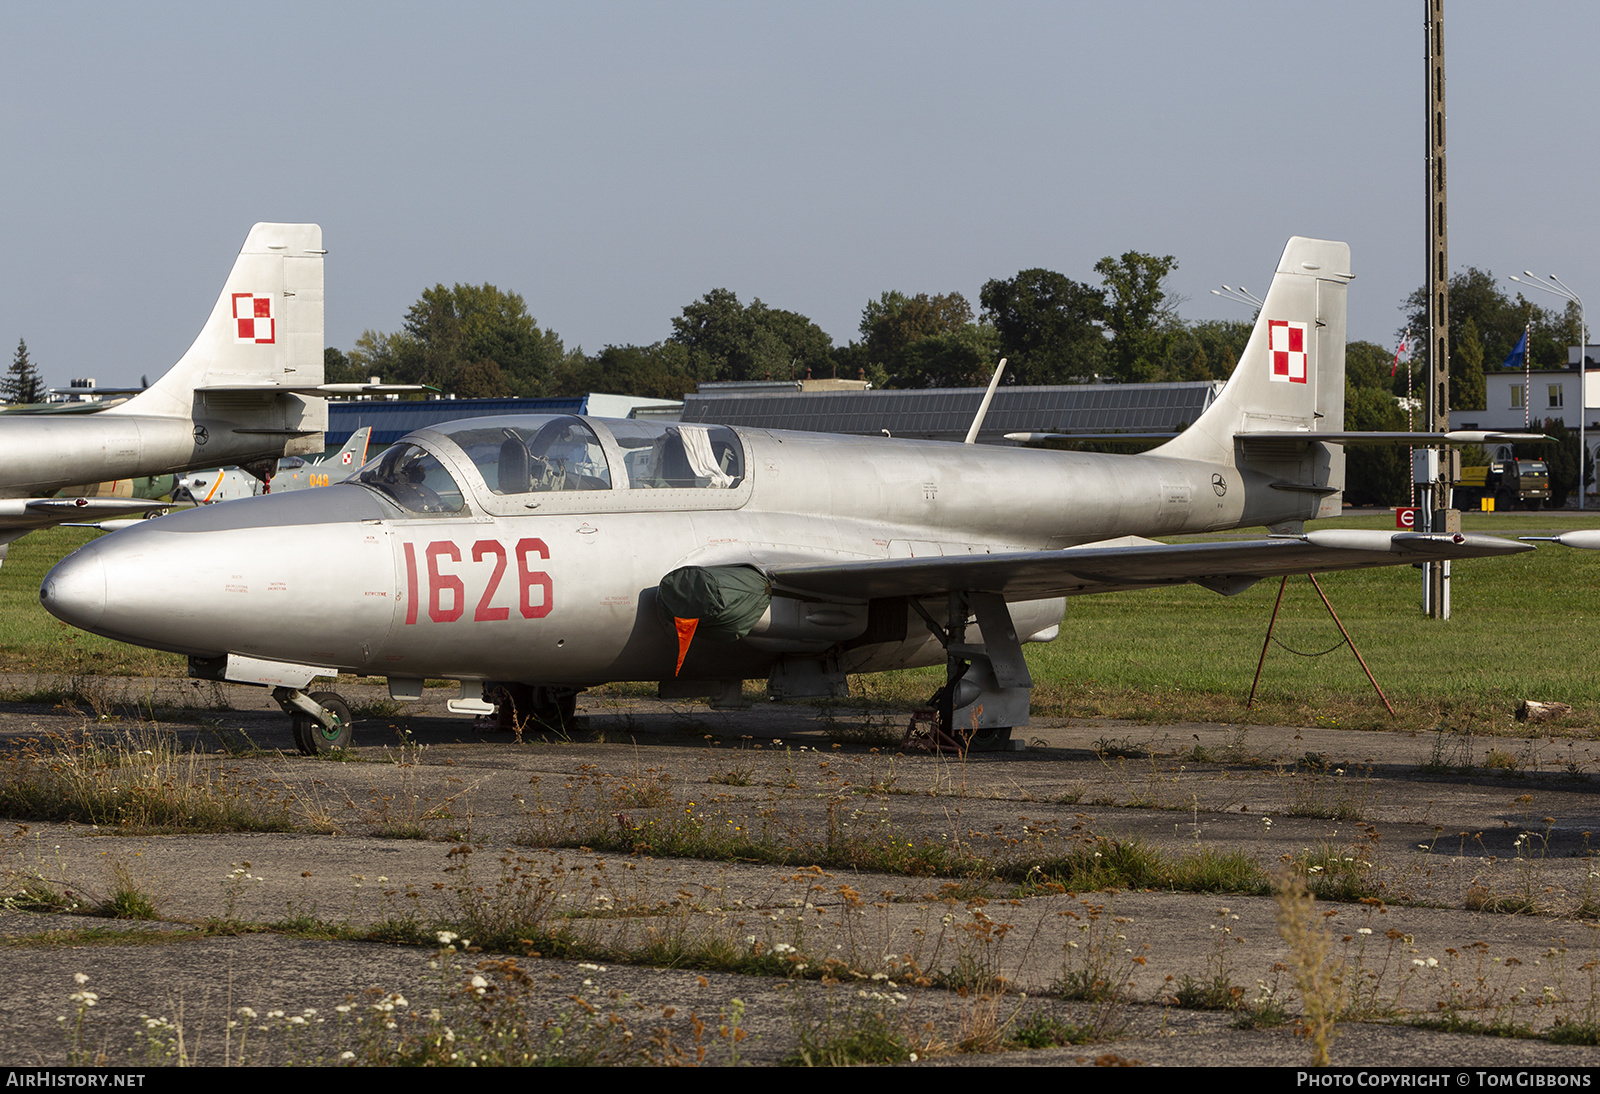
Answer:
(1230, 972, 1292, 1029)
(783, 986, 914, 1066)
(1092, 736, 1150, 760)
(1409, 941, 1536, 1038)
(1296, 842, 1380, 902)
(0, 729, 297, 832)
(1009, 1010, 1102, 1047)
(90, 858, 161, 920)
(1274, 870, 1342, 1067)
(1172, 906, 1244, 1011)
(1483, 748, 1521, 773)
(1284, 761, 1373, 821)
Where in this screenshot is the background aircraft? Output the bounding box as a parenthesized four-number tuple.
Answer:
(0, 224, 412, 566)
(175, 428, 373, 505)
(41, 238, 1532, 753)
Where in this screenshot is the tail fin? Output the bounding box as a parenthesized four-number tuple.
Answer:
(110, 223, 327, 457)
(320, 426, 371, 470)
(1155, 236, 1351, 516)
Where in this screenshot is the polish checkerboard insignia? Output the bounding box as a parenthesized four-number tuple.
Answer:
(1268, 319, 1307, 384)
(340, 451, 354, 465)
(232, 293, 276, 344)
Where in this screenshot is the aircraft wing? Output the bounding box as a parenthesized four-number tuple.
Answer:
(0, 498, 168, 535)
(764, 530, 1532, 602)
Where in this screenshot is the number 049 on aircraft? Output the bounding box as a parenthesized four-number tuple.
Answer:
(41, 237, 1534, 752)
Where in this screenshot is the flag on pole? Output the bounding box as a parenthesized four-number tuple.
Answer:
(1391, 331, 1410, 376)
(1502, 329, 1529, 370)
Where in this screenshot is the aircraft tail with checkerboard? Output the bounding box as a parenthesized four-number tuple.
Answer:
(108, 223, 331, 465)
(1151, 236, 1352, 520)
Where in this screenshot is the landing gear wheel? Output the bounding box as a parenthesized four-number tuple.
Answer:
(293, 691, 354, 754)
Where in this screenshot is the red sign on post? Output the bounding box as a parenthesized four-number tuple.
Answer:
(1396, 507, 1417, 530)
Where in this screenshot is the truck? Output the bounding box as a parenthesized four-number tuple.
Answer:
(1454, 458, 1551, 511)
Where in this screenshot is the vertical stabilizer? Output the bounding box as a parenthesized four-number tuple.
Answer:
(111, 223, 327, 457)
(1154, 237, 1350, 520)
(1156, 237, 1351, 464)
(321, 426, 372, 470)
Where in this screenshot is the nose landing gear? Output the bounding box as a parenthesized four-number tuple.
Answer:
(274, 687, 354, 754)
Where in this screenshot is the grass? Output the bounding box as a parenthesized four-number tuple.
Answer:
(0, 728, 299, 832)
(0, 528, 186, 676)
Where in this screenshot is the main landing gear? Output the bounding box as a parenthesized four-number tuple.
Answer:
(273, 687, 354, 755)
(490, 683, 579, 734)
(907, 591, 1032, 752)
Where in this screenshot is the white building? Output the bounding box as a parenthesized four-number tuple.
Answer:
(1449, 346, 1600, 481)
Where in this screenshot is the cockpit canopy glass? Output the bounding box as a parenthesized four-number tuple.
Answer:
(354, 443, 465, 513)
(434, 416, 613, 495)
(605, 421, 744, 489)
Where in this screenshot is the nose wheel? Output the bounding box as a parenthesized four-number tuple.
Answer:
(275, 687, 354, 754)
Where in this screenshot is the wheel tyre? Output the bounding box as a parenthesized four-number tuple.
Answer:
(303, 691, 354, 753)
(966, 726, 1014, 751)
(290, 714, 314, 755)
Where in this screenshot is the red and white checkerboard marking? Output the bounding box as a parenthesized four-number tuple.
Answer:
(340, 451, 354, 465)
(232, 293, 275, 344)
(1268, 319, 1307, 384)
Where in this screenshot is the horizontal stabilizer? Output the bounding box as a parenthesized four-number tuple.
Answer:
(1237, 430, 1550, 446)
(196, 383, 429, 396)
(1005, 432, 1178, 443)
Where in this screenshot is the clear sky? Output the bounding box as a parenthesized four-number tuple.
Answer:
(3, 1, 1594, 388)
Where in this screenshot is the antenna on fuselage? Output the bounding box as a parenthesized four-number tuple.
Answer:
(963, 358, 1007, 445)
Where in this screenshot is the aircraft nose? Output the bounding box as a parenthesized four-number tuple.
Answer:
(41, 546, 107, 632)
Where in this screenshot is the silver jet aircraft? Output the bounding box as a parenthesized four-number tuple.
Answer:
(175, 427, 373, 504)
(41, 237, 1534, 753)
(0, 223, 408, 563)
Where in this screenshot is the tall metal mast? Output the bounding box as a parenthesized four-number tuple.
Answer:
(1424, 0, 1452, 619)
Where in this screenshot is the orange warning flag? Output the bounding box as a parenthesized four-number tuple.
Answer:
(673, 617, 699, 675)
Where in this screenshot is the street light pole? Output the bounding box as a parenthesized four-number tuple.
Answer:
(1509, 273, 1588, 509)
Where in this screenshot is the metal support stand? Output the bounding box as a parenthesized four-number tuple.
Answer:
(1247, 574, 1396, 717)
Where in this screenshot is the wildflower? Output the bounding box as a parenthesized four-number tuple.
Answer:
(73, 973, 89, 986)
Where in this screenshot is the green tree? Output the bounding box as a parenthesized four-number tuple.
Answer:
(856, 291, 993, 388)
(1095, 251, 1179, 383)
(1158, 320, 1252, 382)
(669, 290, 833, 383)
(860, 291, 971, 360)
(323, 346, 366, 385)
(551, 342, 698, 400)
(2, 338, 44, 405)
(346, 284, 570, 398)
(1344, 340, 1397, 394)
(1452, 318, 1487, 411)
(1343, 381, 1409, 506)
(886, 323, 1002, 389)
(1402, 268, 1568, 376)
(978, 269, 1106, 384)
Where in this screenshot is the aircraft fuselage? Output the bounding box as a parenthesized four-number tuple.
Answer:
(40, 419, 1312, 688)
